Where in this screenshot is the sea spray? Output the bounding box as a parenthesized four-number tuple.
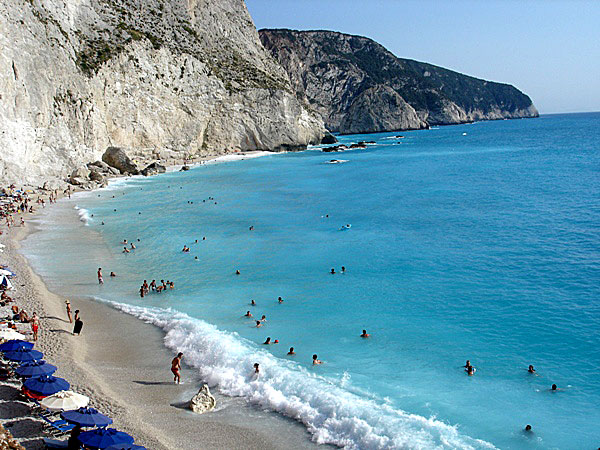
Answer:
(107, 300, 494, 450)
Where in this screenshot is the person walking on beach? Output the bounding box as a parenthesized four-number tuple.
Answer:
(171, 352, 183, 384)
(65, 300, 72, 323)
(97, 268, 103, 284)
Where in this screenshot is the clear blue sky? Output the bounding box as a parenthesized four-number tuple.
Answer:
(246, 0, 600, 114)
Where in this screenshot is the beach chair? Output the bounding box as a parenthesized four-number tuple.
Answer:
(38, 413, 75, 434)
(42, 438, 69, 449)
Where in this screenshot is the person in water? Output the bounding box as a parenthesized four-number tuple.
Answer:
(278, 296, 283, 304)
(235, 270, 240, 275)
(97, 268, 103, 284)
(360, 329, 370, 338)
(130, 243, 136, 250)
(524, 425, 532, 433)
(288, 347, 296, 355)
(466, 365, 475, 376)
(261, 315, 266, 322)
(551, 384, 561, 391)
(110, 272, 116, 277)
(255, 321, 262, 328)
(312, 354, 322, 365)
(263, 337, 272, 345)
(330, 268, 336, 274)
(251, 299, 256, 306)
(171, 352, 183, 384)
(464, 360, 472, 369)
(123, 246, 130, 253)
(528, 365, 536, 374)
(245, 311, 253, 317)
(253, 363, 260, 374)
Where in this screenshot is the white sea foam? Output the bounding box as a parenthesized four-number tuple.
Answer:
(105, 300, 495, 449)
(74, 206, 91, 225)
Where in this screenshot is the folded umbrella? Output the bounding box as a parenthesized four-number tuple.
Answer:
(78, 428, 134, 449)
(23, 375, 70, 396)
(15, 360, 57, 378)
(0, 339, 33, 352)
(61, 407, 113, 427)
(40, 390, 89, 412)
(4, 348, 43, 362)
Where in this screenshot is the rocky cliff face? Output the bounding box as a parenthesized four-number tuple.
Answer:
(0, 1, 326, 184)
(259, 29, 539, 134)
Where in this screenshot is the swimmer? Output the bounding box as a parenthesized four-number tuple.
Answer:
(130, 243, 136, 249)
(245, 311, 253, 317)
(312, 354, 322, 365)
(255, 321, 262, 328)
(551, 384, 560, 391)
(203, 237, 206, 241)
(360, 329, 370, 338)
(194, 256, 198, 260)
(524, 425, 532, 433)
(466, 365, 475, 376)
(528, 365, 536, 374)
(330, 268, 336, 274)
(123, 246, 130, 253)
(110, 272, 116, 277)
(278, 296, 283, 303)
(263, 337, 271, 345)
(464, 360, 472, 369)
(287, 347, 296, 355)
(249, 226, 254, 231)
(97, 268, 104, 284)
(251, 300, 256, 306)
(253, 363, 260, 374)
(341, 266, 346, 273)
(260, 315, 266, 322)
(235, 270, 240, 275)
(195, 240, 198, 243)
(121, 239, 128, 245)
(274, 339, 279, 344)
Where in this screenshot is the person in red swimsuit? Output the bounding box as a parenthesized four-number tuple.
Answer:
(171, 352, 183, 384)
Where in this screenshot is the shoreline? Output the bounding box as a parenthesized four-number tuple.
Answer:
(0, 156, 319, 449)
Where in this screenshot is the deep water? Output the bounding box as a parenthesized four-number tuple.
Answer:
(24, 113, 600, 449)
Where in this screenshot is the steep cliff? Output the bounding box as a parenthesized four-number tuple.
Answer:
(0, 0, 326, 184)
(259, 29, 539, 134)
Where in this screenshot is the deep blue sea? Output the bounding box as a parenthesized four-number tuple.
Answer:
(24, 113, 600, 449)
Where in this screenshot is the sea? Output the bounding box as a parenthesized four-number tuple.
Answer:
(22, 112, 600, 449)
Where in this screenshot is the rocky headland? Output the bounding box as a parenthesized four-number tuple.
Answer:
(259, 29, 539, 134)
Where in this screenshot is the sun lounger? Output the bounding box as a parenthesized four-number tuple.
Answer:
(42, 438, 69, 449)
(38, 413, 75, 434)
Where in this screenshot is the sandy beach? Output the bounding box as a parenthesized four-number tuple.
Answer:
(0, 165, 320, 449)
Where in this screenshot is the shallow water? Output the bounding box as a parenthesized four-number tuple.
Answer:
(23, 113, 600, 449)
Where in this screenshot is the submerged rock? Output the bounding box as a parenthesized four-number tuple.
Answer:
(189, 384, 216, 414)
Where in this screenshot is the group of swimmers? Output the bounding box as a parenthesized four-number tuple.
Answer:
(139, 279, 175, 298)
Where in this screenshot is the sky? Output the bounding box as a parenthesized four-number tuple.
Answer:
(246, 0, 600, 114)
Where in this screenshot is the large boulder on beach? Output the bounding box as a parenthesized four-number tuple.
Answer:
(140, 162, 167, 177)
(188, 384, 216, 414)
(102, 147, 139, 175)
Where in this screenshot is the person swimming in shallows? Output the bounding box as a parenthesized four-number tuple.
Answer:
(528, 365, 536, 374)
(288, 347, 296, 355)
(260, 315, 266, 322)
(245, 311, 253, 317)
(123, 246, 130, 253)
(235, 270, 240, 275)
(330, 268, 336, 274)
(253, 363, 260, 374)
(263, 337, 272, 345)
(251, 299, 256, 306)
(255, 320, 262, 328)
(97, 268, 103, 284)
(278, 296, 283, 303)
(523, 424, 533, 434)
(312, 354, 322, 365)
(341, 266, 346, 273)
(551, 384, 561, 391)
(360, 329, 370, 338)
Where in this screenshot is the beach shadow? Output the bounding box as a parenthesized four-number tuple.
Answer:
(0, 401, 30, 419)
(48, 329, 72, 335)
(41, 315, 69, 323)
(132, 380, 175, 386)
(169, 400, 189, 410)
(0, 384, 21, 401)
(4, 417, 44, 438)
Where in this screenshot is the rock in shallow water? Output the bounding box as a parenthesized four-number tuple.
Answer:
(189, 384, 216, 414)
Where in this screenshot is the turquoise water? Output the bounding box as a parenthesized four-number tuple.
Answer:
(24, 113, 600, 449)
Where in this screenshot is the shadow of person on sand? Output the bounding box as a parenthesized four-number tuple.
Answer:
(133, 380, 176, 386)
(41, 315, 69, 323)
(48, 328, 72, 334)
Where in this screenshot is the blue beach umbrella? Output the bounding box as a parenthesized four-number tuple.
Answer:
(23, 375, 70, 396)
(61, 407, 113, 427)
(105, 445, 146, 450)
(78, 428, 134, 449)
(0, 340, 34, 352)
(4, 348, 43, 362)
(15, 360, 57, 378)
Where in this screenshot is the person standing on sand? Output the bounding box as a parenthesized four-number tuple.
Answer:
(171, 352, 183, 384)
(97, 268, 103, 284)
(73, 315, 83, 336)
(65, 300, 72, 323)
(31, 313, 39, 341)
